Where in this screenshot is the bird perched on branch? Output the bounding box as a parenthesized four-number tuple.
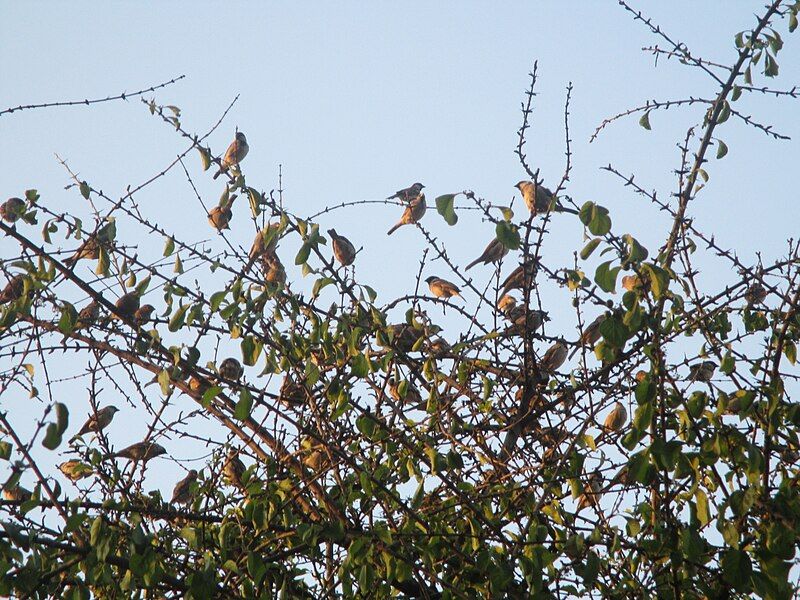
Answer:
(218, 358, 243, 382)
(504, 307, 549, 336)
(569, 313, 607, 359)
(263, 255, 286, 286)
(387, 193, 426, 235)
(223, 449, 246, 489)
(64, 235, 101, 267)
(688, 360, 716, 383)
(0, 197, 25, 223)
(59, 460, 93, 482)
(245, 223, 281, 271)
(745, 282, 767, 306)
(328, 229, 356, 266)
(387, 182, 424, 202)
(133, 304, 155, 327)
(208, 197, 235, 231)
(603, 402, 627, 433)
(539, 339, 567, 373)
(465, 238, 509, 271)
(171, 470, 198, 505)
(426, 276, 461, 299)
(515, 180, 557, 216)
(71, 405, 119, 442)
(388, 377, 424, 408)
(76, 301, 100, 329)
(114, 292, 140, 321)
(213, 131, 249, 180)
(498, 294, 517, 315)
(500, 258, 538, 295)
(113, 440, 166, 463)
(576, 471, 602, 512)
(0, 275, 25, 305)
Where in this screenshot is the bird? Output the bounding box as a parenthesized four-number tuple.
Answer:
(426, 276, 461, 299)
(497, 294, 517, 315)
(133, 304, 155, 327)
(2, 485, 31, 502)
(71, 405, 119, 441)
(388, 377, 424, 408)
(539, 339, 568, 373)
(328, 229, 356, 266)
(387, 182, 424, 202)
(113, 440, 166, 463)
(0, 275, 25, 305)
(59, 460, 93, 482)
(500, 259, 538, 295)
(568, 313, 606, 359)
(603, 402, 627, 433)
(576, 471, 603, 512)
(245, 223, 280, 271)
(218, 358, 243, 382)
(114, 292, 140, 321)
(64, 236, 101, 267)
(505, 307, 549, 336)
(689, 360, 717, 383)
(300, 436, 329, 472)
(171, 470, 198, 505)
(465, 237, 509, 271)
(76, 301, 101, 329)
(208, 200, 234, 231)
(387, 193, 426, 235)
(745, 282, 767, 307)
(0, 197, 25, 223)
(213, 131, 249, 180)
(223, 449, 246, 489)
(279, 376, 306, 407)
(427, 337, 451, 357)
(188, 375, 210, 396)
(263, 255, 286, 286)
(380, 323, 424, 352)
(515, 180, 557, 216)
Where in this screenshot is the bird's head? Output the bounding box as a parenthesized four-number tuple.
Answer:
(412, 183, 425, 193)
(108, 406, 120, 415)
(327, 229, 337, 238)
(235, 131, 247, 144)
(424, 276, 437, 284)
(515, 180, 531, 190)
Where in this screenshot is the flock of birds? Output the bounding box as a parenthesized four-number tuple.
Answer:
(0, 130, 759, 509)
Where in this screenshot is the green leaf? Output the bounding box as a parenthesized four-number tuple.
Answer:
(79, 181, 91, 199)
(580, 238, 601, 260)
(716, 139, 728, 159)
(722, 549, 752, 591)
(434, 194, 458, 226)
(499, 206, 514, 221)
(58, 303, 78, 335)
(198, 147, 211, 171)
(783, 341, 796, 366)
(168, 304, 189, 332)
(594, 261, 620, 293)
(495, 222, 520, 250)
(135, 275, 152, 296)
(790, 12, 798, 33)
(312, 277, 334, 299)
(55, 402, 69, 434)
(235, 388, 253, 421)
(599, 316, 627, 348)
(638, 111, 651, 130)
(158, 369, 171, 396)
(240, 336, 263, 367)
(163, 237, 175, 257)
(579, 202, 612, 236)
(25, 189, 40, 203)
(295, 243, 311, 266)
(717, 100, 731, 124)
(173, 254, 183, 274)
(201, 386, 221, 409)
(42, 423, 63, 450)
(764, 53, 779, 77)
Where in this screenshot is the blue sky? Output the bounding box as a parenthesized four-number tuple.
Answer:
(2, 3, 799, 491)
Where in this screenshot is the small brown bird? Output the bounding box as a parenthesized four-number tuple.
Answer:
(498, 294, 517, 315)
(114, 292, 140, 321)
(328, 229, 356, 266)
(71, 405, 119, 441)
(387, 193, 426, 235)
(0, 197, 25, 223)
(213, 131, 249, 180)
(300, 436, 329, 472)
(76, 301, 101, 329)
(428, 337, 451, 356)
(634, 370, 648, 383)
(208, 200, 234, 231)
(603, 402, 628, 433)
(388, 377, 424, 408)
(539, 339, 568, 373)
(576, 471, 603, 512)
(59, 460, 93, 482)
(569, 313, 606, 359)
(133, 304, 155, 327)
(245, 223, 280, 271)
(0, 275, 25, 305)
(223, 449, 246, 489)
(2, 485, 31, 502)
(279, 376, 306, 406)
(500, 258, 538, 295)
(218, 358, 243, 382)
(426, 276, 461, 299)
(171, 470, 198, 505)
(188, 375, 210, 395)
(64, 236, 101, 267)
(465, 237, 509, 271)
(745, 282, 767, 306)
(387, 182, 425, 202)
(263, 255, 286, 286)
(688, 360, 717, 383)
(515, 181, 556, 215)
(113, 440, 166, 463)
(505, 307, 549, 335)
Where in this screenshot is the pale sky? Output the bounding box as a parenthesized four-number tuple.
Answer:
(2, 3, 799, 492)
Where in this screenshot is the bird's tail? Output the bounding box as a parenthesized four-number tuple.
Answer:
(568, 345, 580, 360)
(63, 255, 76, 267)
(212, 168, 224, 180)
(387, 222, 403, 236)
(464, 258, 481, 271)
